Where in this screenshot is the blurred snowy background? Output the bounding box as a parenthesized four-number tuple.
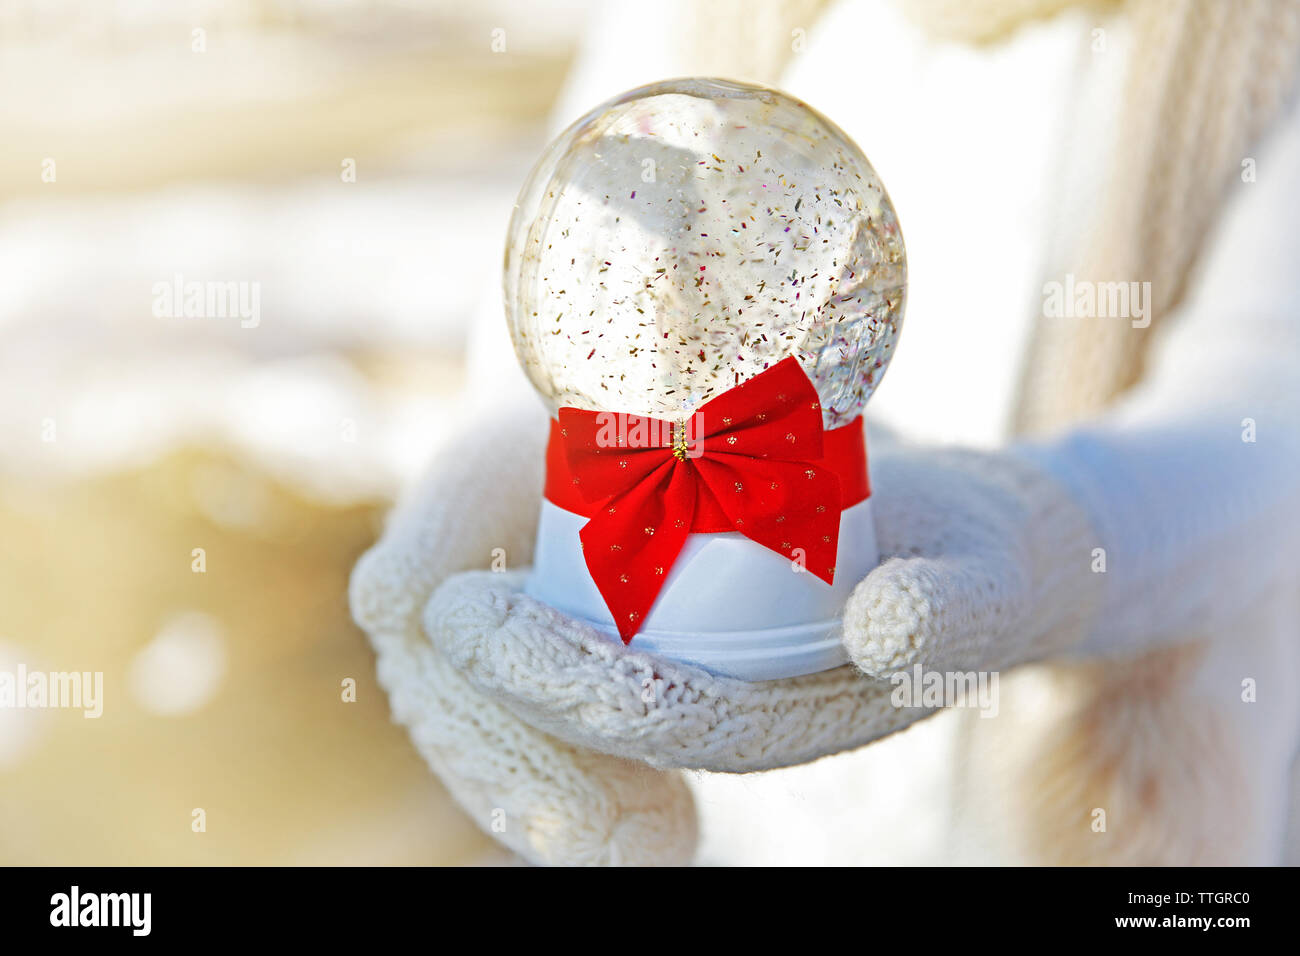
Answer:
(0, 0, 593, 864)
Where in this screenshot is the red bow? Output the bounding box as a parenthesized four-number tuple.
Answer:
(545, 357, 869, 642)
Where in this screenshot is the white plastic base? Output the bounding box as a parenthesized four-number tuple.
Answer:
(525, 497, 878, 681)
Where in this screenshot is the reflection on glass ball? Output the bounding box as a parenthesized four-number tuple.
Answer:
(504, 78, 906, 429)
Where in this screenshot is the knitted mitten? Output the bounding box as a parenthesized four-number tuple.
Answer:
(350, 404, 1103, 863)
(843, 443, 1105, 676)
(350, 404, 697, 866)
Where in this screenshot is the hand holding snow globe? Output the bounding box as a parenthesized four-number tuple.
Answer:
(504, 78, 906, 680)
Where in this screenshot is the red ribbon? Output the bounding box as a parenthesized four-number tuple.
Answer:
(544, 357, 870, 642)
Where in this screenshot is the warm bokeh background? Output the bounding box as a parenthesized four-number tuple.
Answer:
(0, 0, 593, 865)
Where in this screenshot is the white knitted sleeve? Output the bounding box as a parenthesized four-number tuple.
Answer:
(1014, 94, 1300, 655)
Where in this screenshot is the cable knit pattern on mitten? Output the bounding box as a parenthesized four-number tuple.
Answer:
(426, 571, 937, 773)
(362, 607, 697, 865)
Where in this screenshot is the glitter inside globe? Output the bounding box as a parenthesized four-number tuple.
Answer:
(504, 78, 906, 429)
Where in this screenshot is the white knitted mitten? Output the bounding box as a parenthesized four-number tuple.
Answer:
(351, 404, 697, 866)
(351, 405, 1103, 863)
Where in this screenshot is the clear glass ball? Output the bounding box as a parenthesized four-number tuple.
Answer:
(504, 78, 906, 429)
